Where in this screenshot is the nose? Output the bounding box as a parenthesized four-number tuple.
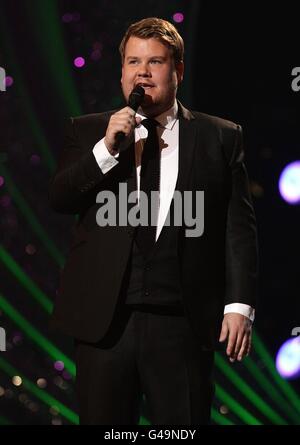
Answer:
(137, 62, 151, 78)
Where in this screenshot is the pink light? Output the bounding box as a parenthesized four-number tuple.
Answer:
(173, 12, 184, 23)
(0, 176, 4, 187)
(54, 361, 65, 372)
(62, 13, 73, 23)
(74, 57, 85, 68)
(5, 76, 14, 88)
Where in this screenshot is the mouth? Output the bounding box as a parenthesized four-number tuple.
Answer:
(135, 82, 155, 90)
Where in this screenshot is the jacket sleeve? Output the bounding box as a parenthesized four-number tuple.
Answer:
(49, 117, 106, 214)
(224, 124, 259, 308)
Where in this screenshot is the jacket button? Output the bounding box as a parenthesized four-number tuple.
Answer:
(145, 291, 150, 296)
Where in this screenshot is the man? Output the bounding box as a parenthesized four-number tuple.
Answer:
(49, 17, 258, 425)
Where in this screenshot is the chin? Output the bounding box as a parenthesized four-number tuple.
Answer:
(141, 99, 159, 112)
(142, 93, 155, 104)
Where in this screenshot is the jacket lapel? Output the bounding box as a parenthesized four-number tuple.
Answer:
(175, 102, 198, 194)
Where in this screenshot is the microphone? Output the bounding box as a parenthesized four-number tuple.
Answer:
(128, 84, 145, 112)
(115, 85, 145, 144)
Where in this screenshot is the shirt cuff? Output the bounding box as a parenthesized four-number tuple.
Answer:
(92, 138, 119, 174)
(224, 303, 255, 322)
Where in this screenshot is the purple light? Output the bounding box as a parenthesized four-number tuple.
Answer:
(276, 337, 300, 379)
(62, 370, 72, 380)
(0, 195, 11, 208)
(0, 176, 4, 187)
(62, 13, 73, 23)
(54, 361, 65, 372)
(173, 12, 184, 23)
(5, 76, 14, 88)
(30, 154, 41, 165)
(279, 161, 300, 204)
(91, 49, 102, 62)
(12, 333, 23, 346)
(74, 57, 85, 68)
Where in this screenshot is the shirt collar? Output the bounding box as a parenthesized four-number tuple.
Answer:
(136, 100, 178, 130)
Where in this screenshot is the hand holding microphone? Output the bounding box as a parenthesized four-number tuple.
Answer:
(104, 85, 145, 155)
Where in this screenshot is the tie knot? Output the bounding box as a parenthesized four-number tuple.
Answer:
(142, 118, 159, 131)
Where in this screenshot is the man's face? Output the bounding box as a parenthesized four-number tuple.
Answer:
(121, 36, 184, 117)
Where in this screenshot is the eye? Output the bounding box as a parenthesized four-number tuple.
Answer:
(128, 60, 138, 65)
(151, 60, 162, 64)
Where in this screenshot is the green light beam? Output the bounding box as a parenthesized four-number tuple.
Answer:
(0, 415, 14, 425)
(0, 246, 53, 314)
(244, 355, 300, 424)
(215, 384, 262, 425)
(253, 331, 300, 414)
(26, 0, 82, 116)
(138, 416, 151, 425)
(0, 357, 78, 424)
(215, 383, 263, 425)
(212, 407, 235, 425)
(215, 353, 288, 424)
(0, 165, 64, 268)
(0, 12, 56, 173)
(0, 293, 75, 377)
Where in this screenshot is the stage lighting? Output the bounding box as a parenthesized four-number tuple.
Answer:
(276, 337, 300, 379)
(74, 57, 85, 68)
(279, 161, 300, 204)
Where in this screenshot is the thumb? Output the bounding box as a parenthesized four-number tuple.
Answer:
(135, 116, 142, 126)
(219, 321, 229, 342)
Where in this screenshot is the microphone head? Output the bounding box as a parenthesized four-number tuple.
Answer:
(128, 85, 145, 112)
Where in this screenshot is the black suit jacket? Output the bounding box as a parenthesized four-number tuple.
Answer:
(49, 102, 258, 349)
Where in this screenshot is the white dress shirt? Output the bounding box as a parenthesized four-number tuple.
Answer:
(92, 101, 255, 322)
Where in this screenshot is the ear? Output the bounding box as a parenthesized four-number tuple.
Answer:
(121, 65, 124, 85)
(176, 61, 184, 84)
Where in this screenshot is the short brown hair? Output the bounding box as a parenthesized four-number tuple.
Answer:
(119, 17, 184, 65)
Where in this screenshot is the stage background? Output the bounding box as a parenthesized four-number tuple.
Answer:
(0, 0, 299, 425)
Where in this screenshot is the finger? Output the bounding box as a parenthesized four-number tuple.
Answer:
(112, 110, 135, 121)
(111, 120, 135, 136)
(233, 330, 244, 359)
(125, 106, 136, 117)
(245, 331, 252, 357)
(246, 342, 252, 356)
(115, 107, 135, 117)
(111, 115, 135, 127)
(219, 322, 229, 343)
(237, 332, 251, 361)
(227, 330, 238, 360)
